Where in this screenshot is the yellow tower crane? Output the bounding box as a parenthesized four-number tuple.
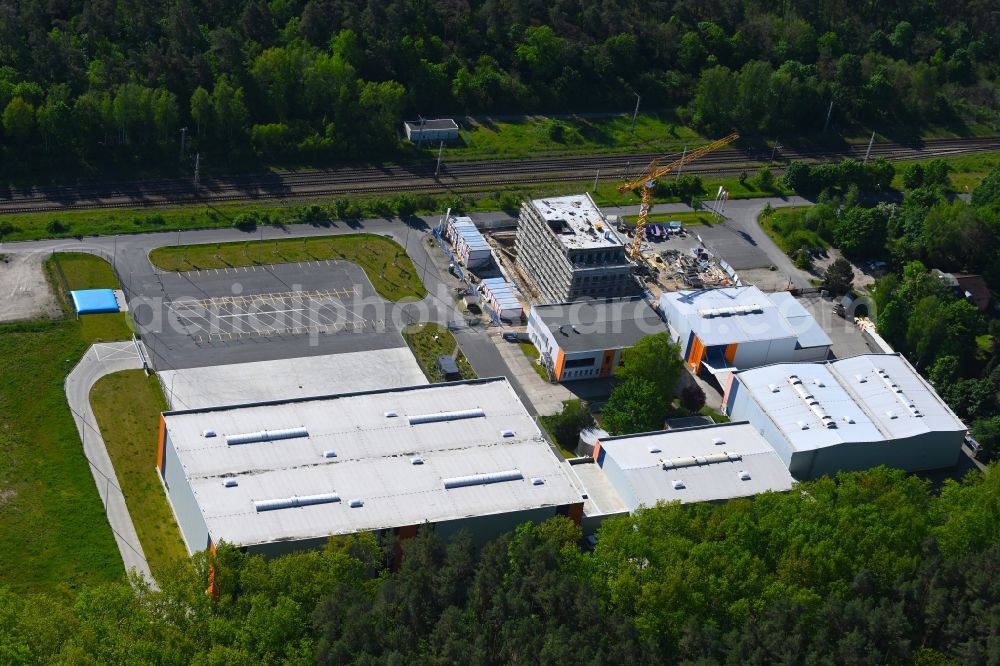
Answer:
(617, 132, 739, 260)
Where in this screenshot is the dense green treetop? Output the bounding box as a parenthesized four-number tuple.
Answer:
(0, 1, 997, 172)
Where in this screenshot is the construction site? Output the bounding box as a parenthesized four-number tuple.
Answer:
(435, 132, 743, 316)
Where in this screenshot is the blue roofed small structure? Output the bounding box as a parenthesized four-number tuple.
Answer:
(71, 289, 120, 315)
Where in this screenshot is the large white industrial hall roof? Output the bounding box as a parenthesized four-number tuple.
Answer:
(162, 377, 581, 548)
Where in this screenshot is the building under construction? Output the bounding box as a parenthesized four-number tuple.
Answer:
(514, 193, 637, 303)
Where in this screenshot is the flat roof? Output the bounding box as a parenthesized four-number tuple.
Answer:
(163, 377, 580, 548)
(531, 297, 665, 353)
(528, 193, 626, 250)
(597, 422, 795, 508)
(661, 287, 830, 347)
(567, 461, 629, 517)
(404, 118, 459, 131)
(733, 354, 966, 451)
(767, 291, 833, 349)
(828, 354, 967, 438)
(158, 349, 427, 410)
(71, 289, 120, 315)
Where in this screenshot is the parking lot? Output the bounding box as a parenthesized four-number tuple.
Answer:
(697, 224, 772, 270)
(133, 260, 407, 370)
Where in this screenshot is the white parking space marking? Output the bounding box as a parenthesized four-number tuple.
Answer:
(166, 288, 381, 345)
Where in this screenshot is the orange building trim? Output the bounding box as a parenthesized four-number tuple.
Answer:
(599, 349, 616, 377)
(554, 349, 566, 380)
(725, 343, 738, 363)
(206, 539, 219, 600)
(687, 335, 705, 371)
(156, 414, 166, 475)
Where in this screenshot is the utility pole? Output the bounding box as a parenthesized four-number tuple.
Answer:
(676, 146, 687, 178)
(179, 127, 187, 161)
(435, 140, 444, 178)
(822, 100, 833, 133)
(864, 130, 876, 163)
(770, 138, 782, 162)
(193, 152, 200, 184)
(630, 93, 641, 133)
(593, 168, 600, 192)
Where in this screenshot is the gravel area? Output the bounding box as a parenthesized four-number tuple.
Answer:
(0, 252, 60, 322)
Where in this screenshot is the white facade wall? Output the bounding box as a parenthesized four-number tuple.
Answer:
(527, 309, 558, 361)
(789, 344, 833, 363)
(661, 298, 694, 354)
(526, 309, 620, 382)
(726, 377, 965, 479)
(732, 337, 797, 368)
(162, 433, 211, 554)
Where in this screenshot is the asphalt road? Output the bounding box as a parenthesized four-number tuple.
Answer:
(1, 195, 814, 378)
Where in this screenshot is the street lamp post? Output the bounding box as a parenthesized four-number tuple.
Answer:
(630, 93, 641, 133)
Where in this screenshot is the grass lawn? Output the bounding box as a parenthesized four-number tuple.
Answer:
(517, 341, 549, 381)
(445, 113, 706, 161)
(149, 233, 426, 301)
(888, 151, 1000, 191)
(401, 322, 477, 382)
(0, 320, 123, 592)
(621, 211, 717, 227)
(538, 399, 593, 459)
(759, 206, 830, 255)
(48, 253, 133, 343)
(91, 370, 187, 580)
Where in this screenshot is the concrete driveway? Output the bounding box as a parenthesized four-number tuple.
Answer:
(65, 340, 154, 586)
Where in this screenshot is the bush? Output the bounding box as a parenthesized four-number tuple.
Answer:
(540, 400, 593, 452)
(544, 119, 567, 142)
(679, 383, 706, 412)
(794, 248, 813, 270)
(823, 257, 855, 295)
(971, 416, 1000, 458)
(655, 174, 704, 199)
(232, 212, 261, 231)
(752, 165, 775, 191)
(295, 204, 326, 223)
(46, 220, 70, 234)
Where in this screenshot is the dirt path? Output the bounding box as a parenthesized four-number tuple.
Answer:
(0, 252, 60, 322)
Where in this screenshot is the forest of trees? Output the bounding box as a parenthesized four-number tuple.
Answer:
(776, 162, 1000, 456)
(0, 1, 998, 175)
(2, 465, 1000, 663)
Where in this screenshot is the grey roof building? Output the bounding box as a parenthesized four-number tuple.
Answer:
(526, 297, 666, 381)
(156, 377, 583, 555)
(590, 422, 796, 510)
(723, 354, 967, 478)
(515, 193, 637, 303)
(403, 118, 460, 142)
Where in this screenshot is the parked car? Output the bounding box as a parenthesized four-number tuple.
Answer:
(502, 331, 530, 343)
(965, 433, 984, 458)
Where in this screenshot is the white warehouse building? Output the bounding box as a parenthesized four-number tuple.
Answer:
(156, 378, 584, 555)
(659, 286, 831, 375)
(722, 354, 967, 479)
(589, 422, 796, 511)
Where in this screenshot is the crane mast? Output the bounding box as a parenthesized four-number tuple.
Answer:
(618, 132, 739, 260)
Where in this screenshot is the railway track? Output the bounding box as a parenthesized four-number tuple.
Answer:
(1, 137, 997, 215)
